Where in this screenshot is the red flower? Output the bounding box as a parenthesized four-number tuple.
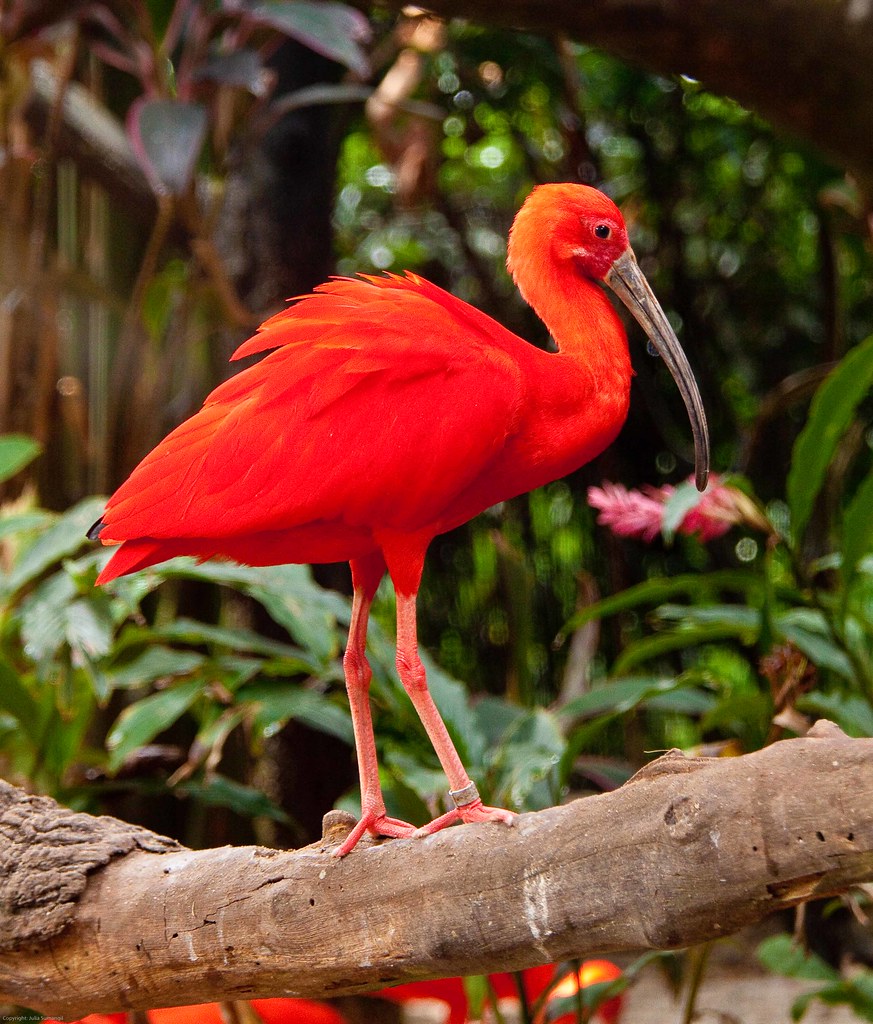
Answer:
(588, 475, 767, 544)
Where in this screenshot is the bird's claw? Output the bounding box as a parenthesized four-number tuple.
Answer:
(414, 797, 516, 837)
(455, 797, 516, 827)
(331, 811, 419, 857)
(332, 799, 515, 856)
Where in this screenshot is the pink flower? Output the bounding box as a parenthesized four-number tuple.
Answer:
(587, 481, 664, 542)
(587, 475, 767, 544)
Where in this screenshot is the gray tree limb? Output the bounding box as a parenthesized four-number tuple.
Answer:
(1, 721, 871, 1018)
(387, 0, 873, 185)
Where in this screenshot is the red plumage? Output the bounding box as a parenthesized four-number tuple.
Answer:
(93, 185, 708, 855)
(96, 270, 626, 582)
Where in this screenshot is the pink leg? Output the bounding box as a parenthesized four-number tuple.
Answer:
(393, 587, 516, 838)
(333, 553, 420, 857)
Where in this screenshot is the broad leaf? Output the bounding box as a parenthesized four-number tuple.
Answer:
(558, 675, 699, 720)
(758, 934, 838, 982)
(0, 656, 41, 740)
(154, 618, 311, 663)
(0, 511, 53, 540)
(563, 570, 756, 631)
(127, 99, 208, 195)
(158, 560, 349, 662)
(107, 678, 204, 771)
(19, 572, 77, 662)
(777, 609, 855, 680)
(653, 604, 760, 629)
(238, 680, 353, 744)
(787, 333, 873, 543)
(105, 646, 207, 690)
(0, 434, 41, 483)
(841, 464, 873, 589)
(4, 496, 105, 596)
(799, 691, 873, 737)
(661, 479, 703, 542)
(615, 621, 758, 674)
(194, 49, 268, 95)
(247, 1, 371, 77)
(176, 774, 291, 824)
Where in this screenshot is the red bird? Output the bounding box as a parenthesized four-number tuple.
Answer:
(90, 184, 709, 856)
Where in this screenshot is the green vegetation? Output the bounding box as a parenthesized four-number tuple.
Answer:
(2, 1, 872, 1016)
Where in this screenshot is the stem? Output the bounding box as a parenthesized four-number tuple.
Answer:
(513, 970, 533, 1024)
(679, 942, 712, 1024)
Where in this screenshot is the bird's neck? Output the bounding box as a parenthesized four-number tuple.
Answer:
(490, 260, 634, 497)
(522, 259, 632, 380)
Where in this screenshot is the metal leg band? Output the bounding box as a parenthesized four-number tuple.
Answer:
(449, 781, 480, 808)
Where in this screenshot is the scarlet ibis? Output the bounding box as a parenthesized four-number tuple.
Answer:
(90, 184, 709, 856)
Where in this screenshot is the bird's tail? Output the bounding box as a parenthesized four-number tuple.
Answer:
(95, 539, 173, 585)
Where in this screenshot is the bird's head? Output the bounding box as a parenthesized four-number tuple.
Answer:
(507, 183, 710, 491)
(507, 183, 629, 284)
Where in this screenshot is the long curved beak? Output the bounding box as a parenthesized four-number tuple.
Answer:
(605, 248, 710, 491)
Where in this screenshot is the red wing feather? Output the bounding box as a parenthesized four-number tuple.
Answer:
(98, 275, 527, 562)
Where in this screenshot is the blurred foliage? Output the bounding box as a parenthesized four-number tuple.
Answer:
(759, 934, 873, 1020)
(2, 0, 873, 1015)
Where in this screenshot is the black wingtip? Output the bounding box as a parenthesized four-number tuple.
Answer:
(86, 517, 106, 541)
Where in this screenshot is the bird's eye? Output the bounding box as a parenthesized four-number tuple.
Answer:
(594, 224, 611, 239)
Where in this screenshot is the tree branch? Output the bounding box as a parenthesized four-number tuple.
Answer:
(384, 0, 873, 185)
(2, 722, 872, 1017)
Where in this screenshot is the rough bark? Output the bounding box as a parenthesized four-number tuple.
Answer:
(1, 722, 871, 1018)
(385, 0, 873, 186)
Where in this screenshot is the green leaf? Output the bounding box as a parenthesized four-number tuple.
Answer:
(644, 688, 718, 714)
(563, 570, 756, 631)
(157, 561, 348, 663)
(661, 480, 704, 542)
(472, 694, 527, 747)
(64, 599, 114, 663)
(791, 979, 873, 1023)
(777, 609, 855, 679)
(175, 774, 291, 824)
(107, 678, 204, 771)
(154, 618, 316, 666)
(615, 621, 758, 674)
(485, 707, 565, 809)
(653, 604, 760, 629)
(841, 464, 873, 588)
(382, 750, 448, 801)
(798, 691, 873, 737)
(787, 334, 873, 544)
(0, 511, 52, 539)
(19, 571, 77, 662)
(105, 647, 207, 690)
(0, 434, 41, 483)
(0, 656, 41, 740)
(757, 934, 838, 982)
(4, 496, 106, 596)
(558, 676, 693, 720)
(238, 680, 353, 744)
(39, 679, 94, 779)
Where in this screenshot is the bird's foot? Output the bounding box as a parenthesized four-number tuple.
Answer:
(414, 796, 516, 837)
(456, 797, 517, 827)
(331, 811, 419, 858)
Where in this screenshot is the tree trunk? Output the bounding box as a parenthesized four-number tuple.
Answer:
(2, 722, 871, 1017)
(383, 0, 873, 186)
